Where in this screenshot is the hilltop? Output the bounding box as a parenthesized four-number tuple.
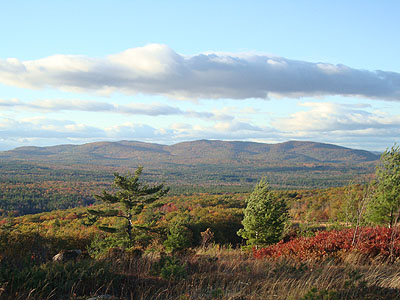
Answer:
(0, 139, 378, 167)
(0, 140, 379, 190)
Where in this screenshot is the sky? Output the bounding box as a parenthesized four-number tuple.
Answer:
(0, 1, 400, 151)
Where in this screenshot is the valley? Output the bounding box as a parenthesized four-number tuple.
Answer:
(0, 140, 379, 216)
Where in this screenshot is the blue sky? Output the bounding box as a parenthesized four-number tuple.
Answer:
(0, 1, 399, 151)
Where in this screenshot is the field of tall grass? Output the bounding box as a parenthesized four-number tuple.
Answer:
(2, 242, 400, 300)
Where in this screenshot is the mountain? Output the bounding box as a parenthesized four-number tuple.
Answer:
(0, 140, 379, 190)
(0, 139, 378, 166)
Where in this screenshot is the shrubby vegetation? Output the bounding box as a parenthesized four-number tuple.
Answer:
(253, 226, 400, 261)
(1, 146, 400, 299)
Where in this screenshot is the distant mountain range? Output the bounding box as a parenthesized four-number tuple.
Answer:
(0, 139, 379, 166)
(0, 140, 379, 189)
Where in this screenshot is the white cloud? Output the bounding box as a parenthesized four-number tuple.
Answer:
(0, 117, 105, 139)
(274, 102, 400, 132)
(105, 122, 170, 140)
(164, 120, 276, 142)
(269, 102, 400, 150)
(0, 44, 400, 100)
(0, 98, 227, 119)
(214, 121, 262, 132)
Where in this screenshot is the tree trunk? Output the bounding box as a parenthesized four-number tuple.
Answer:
(127, 213, 133, 242)
(390, 207, 394, 228)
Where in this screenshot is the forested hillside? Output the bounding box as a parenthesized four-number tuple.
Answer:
(0, 140, 378, 216)
(1, 140, 378, 165)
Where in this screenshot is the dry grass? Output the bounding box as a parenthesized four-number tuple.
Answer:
(3, 246, 400, 300)
(96, 246, 400, 300)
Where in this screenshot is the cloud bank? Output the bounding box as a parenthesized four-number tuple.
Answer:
(1, 103, 399, 151)
(0, 98, 235, 120)
(1, 44, 400, 100)
(274, 102, 400, 132)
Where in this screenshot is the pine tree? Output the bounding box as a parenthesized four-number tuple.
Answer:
(87, 166, 169, 242)
(237, 178, 289, 247)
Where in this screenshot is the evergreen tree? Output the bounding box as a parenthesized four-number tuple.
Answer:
(367, 145, 400, 227)
(163, 220, 192, 253)
(237, 178, 289, 247)
(87, 166, 169, 242)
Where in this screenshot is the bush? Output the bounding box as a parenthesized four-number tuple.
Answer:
(164, 222, 192, 253)
(0, 229, 88, 268)
(300, 288, 338, 300)
(87, 234, 131, 259)
(0, 259, 118, 299)
(151, 255, 187, 280)
(253, 226, 400, 261)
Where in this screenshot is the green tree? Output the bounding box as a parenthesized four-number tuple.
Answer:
(367, 145, 400, 227)
(163, 220, 192, 253)
(237, 178, 289, 247)
(339, 183, 372, 226)
(88, 166, 169, 243)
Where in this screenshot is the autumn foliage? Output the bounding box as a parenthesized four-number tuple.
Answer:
(253, 226, 400, 261)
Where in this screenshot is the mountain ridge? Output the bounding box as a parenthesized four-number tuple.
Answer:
(0, 139, 380, 190)
(0, 139, 379, 166)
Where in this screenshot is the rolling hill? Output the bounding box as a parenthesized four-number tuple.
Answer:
(0, 140, 380, 215)
(0, 139, 379, 191)
(0, 139, 379, 167)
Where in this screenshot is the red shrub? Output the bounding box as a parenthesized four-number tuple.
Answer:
(253, 226, 400, 261)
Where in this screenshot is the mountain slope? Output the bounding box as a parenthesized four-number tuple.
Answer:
(0, 140, 380, 191)
(0, 140, 379, 167)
